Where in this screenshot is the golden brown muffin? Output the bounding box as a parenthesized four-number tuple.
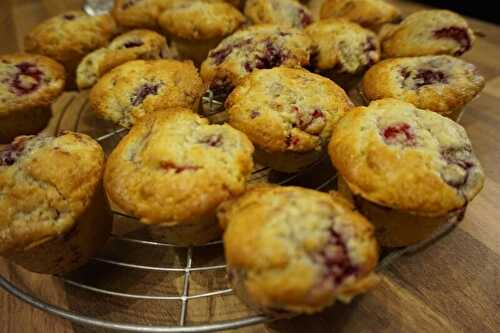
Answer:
(219, 185, 379, 314)
(244, 0, 314, 29)
(201, 24, 313, 99)
(112, 0, 168, 29)
(329, 99, 484, 247)
(24, 11, 117, 88)
(361, 55, 485, 121)
(0, 132, 112, 274)
(158, 1, 246, 65)
(380, 10, 475, 58)
(104, 109, 254, 245)
(226, 67, 352, 173)
(306, 19, 380, 76)
(0, 54, 65, 143)
(77, 29, 170, 90)
(90, 59, 204, 128)
(320, 0, 401, 30)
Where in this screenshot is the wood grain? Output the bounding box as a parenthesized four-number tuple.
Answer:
(1, 1, 500, 332)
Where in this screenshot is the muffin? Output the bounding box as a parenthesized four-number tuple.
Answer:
(329, 99, 485, 247)
(226, 67, 352, 173)
(244, 0, 314, 29)
(0, 132, 112, 274)
(90, 59, 204, 128)
(219, 185, 379, 314)
(305, 18, 380, 89)
(379, 10, 475, 58)
(112, 0, 168, 29)
(158, 1, 246, 66)
(77, 29, 170, 90)
(0, 54, 65, 143)
(320, 0, 401, 31)
(201, 24, 313, 99)
(361, 55, 485, 121)
(24, 11, 117, 88)
(104, 109, 254, 245)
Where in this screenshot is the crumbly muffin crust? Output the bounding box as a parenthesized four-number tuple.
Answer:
(104, 109, 254, 225)
(380, 10, 475, 58)
(112, 0, 169, 29)
(219, 185, 379, 313)
(0, 132, 105, 254)
(362, 55, 485, 116)
(77, 29, 169, 90)
(159, 1, 246, 40)
(329, 99, 484, 216)
(90, 59, 204, 128)
(226, 67, 352, 153)
(320, 0, 401, 30)
(200, 24, 312, 97)
(244, 0, 314, 29)
(24, 11, 117, 78)
(306, 19, 380, 74)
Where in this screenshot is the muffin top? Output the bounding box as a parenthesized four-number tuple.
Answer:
(104, 109, 254, 225)
(226, 67, 352, 153)
(159, 1, 246, 40)
(305, 19, 380, 74)
(329, 99, 484, 216)
(320, 0, 401, 30)
(0, 132, 105, 253)
(200, 24, 312, 97)
(24, 11, 117, 69)
(219, 185, 379, 313)
(380, 10, 474, 58)
(112, 0, 171, 29)
(362, 55, 485, 115)
(0, 53, 66, 116)
(77, 29, 169, 90)
(244, 0, 313, 29)
(90, 59, 204, 128)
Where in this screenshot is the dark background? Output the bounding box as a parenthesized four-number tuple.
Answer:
(417, 1, 499, 24)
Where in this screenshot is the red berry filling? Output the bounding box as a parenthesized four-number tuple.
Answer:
(210, 77, 233, 98)
(160, 161, 200, 173)
(130, 83, 161, 106)
(285, 134, 300, 148)
(291, 106, 324, 131)
(315, 229, 358, 287)
(298, 8, 313, 28)
(209, 38, 252, 65)
(441, 147, 474, 188)
(0, 138, 28, 166)
(63, 14, 76, 20)
(8, 62, 44, 96)
(382, 123, 416, 146)
(254, 40, 287, 70)
(414, 69, 448, 88)
(123, 40, 144, 48)
(250, 110, 260, 119)
(433, 27, 471, 56)
(199, 134, 223, 147)
(363, 37, 378, 67)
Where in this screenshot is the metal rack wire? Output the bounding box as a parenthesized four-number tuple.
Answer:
(0, 92, 458, 332)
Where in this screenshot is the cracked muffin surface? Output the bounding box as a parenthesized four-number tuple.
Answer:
(219, 185, 379, 314)
(104, 109, 254, 225)
(226, 67, 352, 153)
(244, 0, 313, 29)
(90, 59, 204, 128)
(329, 99, 484, 217)
(379, 10, 474, 58)
(361, 55, 485, 117)
(200, 24, 312, 97)
(306, 18, 380, 74)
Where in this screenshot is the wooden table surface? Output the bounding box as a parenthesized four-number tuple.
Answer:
(1, 1, 499, 332)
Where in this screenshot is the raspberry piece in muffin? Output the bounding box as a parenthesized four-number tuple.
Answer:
(104, 109, 254, 245)
(362, 55, 485, 120)
(379, 10, 475, 58)
(90, 59, 204, 128)
(24, 11, 117, 88)
(305, 19, 380, 75)
(226, 67, 352, 173)
(76, 29, 170, 90)
(0, 132, 112, 274)
(200, 24, 312, 99)
(0, 54, 65, 143)
(244, 0, 314, 29)
(218, 186, 379, 314)
(329, 99, 485, 247)
(320, 0, 401, 30)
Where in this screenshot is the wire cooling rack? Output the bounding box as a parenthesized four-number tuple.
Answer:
(0, 91, 459, 332)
